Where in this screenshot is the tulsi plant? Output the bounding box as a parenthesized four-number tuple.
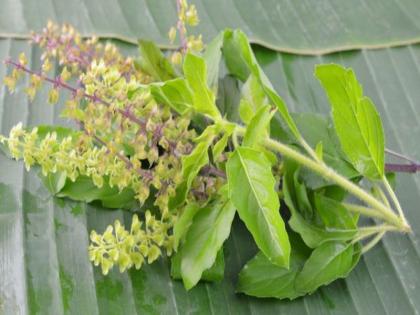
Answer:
(0, 0, 415, 300)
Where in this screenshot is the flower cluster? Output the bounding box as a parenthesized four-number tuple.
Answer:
(31, 21, 139, 79)
(168, 0, 203, 64)
(1, 10, 225, 273)
(89, 212, 174, 275)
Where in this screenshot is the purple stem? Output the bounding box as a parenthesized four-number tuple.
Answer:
(385, 163, 420, 173)
(4, 59, 146, 128)
(175, 0, 188, 53)
(5, 59, 156, 180)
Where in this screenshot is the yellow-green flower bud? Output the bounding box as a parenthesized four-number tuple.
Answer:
(18, 52, 28, 66)
(186, 5, 199, 26)
(48, 88, 59, 104)
(168, 27, 177, 43)
(147, 245, 161, 264)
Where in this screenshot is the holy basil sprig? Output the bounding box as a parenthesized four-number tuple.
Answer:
(166, 29, 410, 298)
(0, 21, 412, 301)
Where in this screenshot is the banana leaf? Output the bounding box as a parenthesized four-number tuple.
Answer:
(1, 0, 420, 54)
(1, 36, 420, 314)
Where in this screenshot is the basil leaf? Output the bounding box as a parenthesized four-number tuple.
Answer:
(226, 147, 290, 267)
(171, 248, 225, 283)
(315, 64, 385, 180)
(169, 136, 213, 209)
(137, 40, 176, 81)
(223, 29, 299, 139)
(216, 75, 241, 123)
(237, 252, 303, 300)
(295, 241, 357, 293)
(237, 233, 311, 300)
(150, 78, 193, 115)
(239, 74, 268, 124)
(314, 194, 358, 230)
(41, 171, 67, 194)
(292, 112, 359, 189)
(173, 203, 200, 251)
(183, 53, 221, 119)
(178, 189, 236, 289)
(283, 161, 357, 248)
(212, 132, 230, 161)
(57, 176, 136, 209)
(243, 105, 274, 148)
(203, 31, 224, 94)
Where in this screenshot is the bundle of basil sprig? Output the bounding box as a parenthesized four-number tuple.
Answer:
(1, 28, 411, 300)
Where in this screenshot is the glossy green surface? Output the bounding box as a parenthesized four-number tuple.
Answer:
(1, 0, 420, 54)
(1, 38, 420, 314)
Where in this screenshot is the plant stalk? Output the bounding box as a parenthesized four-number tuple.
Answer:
(232, 124, 409, 232)
(361, 231, 386, 254)
(382, 176, 408, 226)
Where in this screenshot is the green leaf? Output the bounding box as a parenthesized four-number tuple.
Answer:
(295, 241, 359, 294)
(291, 113, 359, 188)
(314, 194, 358, 230)
(315, 64, 385, 180)
(223, 29, 300, 139)
(212, 123, 235, 161)
(315, 141, 323, 161)
(150, 78, 193, 115)
(57, 176, 137, 209)
(239, 74, 268, 124)
(41, 171, 67, 195)
(237, 251, 303, 300)
(4, 1, 420, 55)
(169, 132, 215, 209)
(183, 53, 221, 119)
(237, 233, 311, 300)
(171, 248, 225, 283)
(226, 147, 290, 267)
(203, 32, 224, 94)
(283, 161, 357, 248)
(242, 105, 274, 148)
(137, 40, 176, 81)
(177, 190, 236, 289)
(216, 75, 242, 122)
(30, 126, 80, 194)
(173, 203, 200, 251)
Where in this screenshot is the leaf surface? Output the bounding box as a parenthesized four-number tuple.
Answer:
(315, 64, 385, 179)
(226, 147, 290, 267)
(177, 190, 236, 289)
(295, 241, 360, 293)
(183, 53, 221, 119)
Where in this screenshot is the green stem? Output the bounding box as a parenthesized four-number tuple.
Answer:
(361, 231, 386, 254)
(342, 203, 392, 222)
(265, 137, 405, 228)
(372, 184, 391, 208)
(352, 224, 398, 243)
(233, 124, 408, 231)
(299, 138, 321, 163)
(382, 175, 408, 226)
(232, 129, 239, 149)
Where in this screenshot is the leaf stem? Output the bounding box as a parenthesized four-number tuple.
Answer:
(382, 176, 408, 227)
(372, 184, 390, 208)
(232, 125, 408, 231)
(361, 231, 386, 254)
(342, 203, 390, 222)
(352, 224, 398, 244)
(232, 129, 239, 149)
(299, 138, 322, 163)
